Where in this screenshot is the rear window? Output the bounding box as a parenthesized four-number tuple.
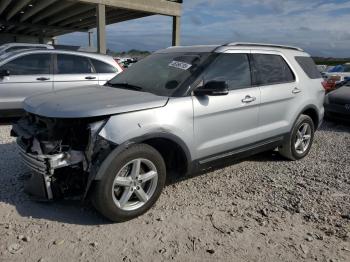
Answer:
(91, 59, 117, 73)
(56, 54, 94, 74)
(295, 56, 322, 79)
(252, 54, 295, 85)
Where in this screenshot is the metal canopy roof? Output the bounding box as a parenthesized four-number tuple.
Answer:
(0, 0, 182, 38)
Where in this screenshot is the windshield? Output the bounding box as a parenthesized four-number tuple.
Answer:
(108, 52, 211, 96)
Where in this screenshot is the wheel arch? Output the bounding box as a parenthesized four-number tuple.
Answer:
(299, 105, 320, 129)
(94, 132, 192, 181)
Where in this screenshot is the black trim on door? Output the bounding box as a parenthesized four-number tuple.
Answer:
(193, 134, 288, 171)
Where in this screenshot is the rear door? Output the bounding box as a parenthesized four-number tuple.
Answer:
(90, 58, 119, 85)
(0, 53, 53, 113)
(53, 54, 99, 90)
(250, 51, 298, 140)
(193, 51, 261, 160)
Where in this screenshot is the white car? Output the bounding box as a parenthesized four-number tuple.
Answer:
(0, 43, 54, 56)
(0, 49, 122, 118)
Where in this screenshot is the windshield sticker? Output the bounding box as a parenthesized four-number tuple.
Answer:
(169, 61, 192, 70)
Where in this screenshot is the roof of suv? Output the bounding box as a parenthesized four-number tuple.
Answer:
(158, 42, 307, 56)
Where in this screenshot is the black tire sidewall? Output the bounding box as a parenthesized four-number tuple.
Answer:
(92, 144, 166, 222)
(290, 115, 315, 160)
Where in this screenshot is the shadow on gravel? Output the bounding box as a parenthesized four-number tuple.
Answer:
(0, 118, 19, 126)
(321, 120, 350, 132)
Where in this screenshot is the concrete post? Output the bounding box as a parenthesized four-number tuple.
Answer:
(52, 37, 58, 45)
(96, 4, 106, 54)
(88, 29, 94, 47)
(172, 16, 180, 46)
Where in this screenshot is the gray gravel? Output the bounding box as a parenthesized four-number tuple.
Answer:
(0, 121, 349, 262)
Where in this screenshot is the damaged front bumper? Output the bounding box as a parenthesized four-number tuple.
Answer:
(17, 139, 85, 199)
(12, 119, 87, 200)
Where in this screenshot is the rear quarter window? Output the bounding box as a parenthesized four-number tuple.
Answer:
(91, 59, 118, 73)
(295, 56, 322, 79)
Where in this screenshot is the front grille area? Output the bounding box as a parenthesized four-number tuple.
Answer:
(17, 139, 66, 175)
(18, 143, 48, 175)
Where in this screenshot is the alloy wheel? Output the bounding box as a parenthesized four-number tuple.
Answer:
(294, 123, 312, 154)
(112, 158, 158, 211)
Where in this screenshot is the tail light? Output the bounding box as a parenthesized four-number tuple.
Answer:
(322, 80, 336, 91)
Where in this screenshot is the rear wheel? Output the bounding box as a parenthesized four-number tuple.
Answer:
(278, 114, 315, 160)
(91, 144, 166, 222)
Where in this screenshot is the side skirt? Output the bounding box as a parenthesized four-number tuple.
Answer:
(191, 135, 287, 172)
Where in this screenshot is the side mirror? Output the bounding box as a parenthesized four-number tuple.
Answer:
(0, 69, 10, 78)
(194, 81, 229, 96)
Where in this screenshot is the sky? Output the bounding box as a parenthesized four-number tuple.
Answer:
(59, 0, 350, 57)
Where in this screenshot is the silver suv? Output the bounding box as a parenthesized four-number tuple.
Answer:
(0, 49, 122, 118)
(12, 43, 325, 222)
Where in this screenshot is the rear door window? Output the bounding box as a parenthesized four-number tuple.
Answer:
(56, 54, 94, 74)
(295, 56, 322, 79)
(203, 53, 251, 90)
(91, 59, 117, 73)
(252, 54, 295, 85)
(0, 53, 51, 75)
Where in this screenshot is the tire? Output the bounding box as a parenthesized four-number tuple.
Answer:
(91, 144, 166, 222)
(278, 114, 315, 161)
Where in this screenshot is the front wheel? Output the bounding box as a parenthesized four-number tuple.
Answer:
(278, 114, 315, 160)
(91, 144, 166, 222)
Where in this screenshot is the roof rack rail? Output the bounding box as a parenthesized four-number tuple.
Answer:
(225, 42, 304, 51)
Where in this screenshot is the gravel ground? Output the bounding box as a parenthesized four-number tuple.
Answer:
(0, 121, 349, 262)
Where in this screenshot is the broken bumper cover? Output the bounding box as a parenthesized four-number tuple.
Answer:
(17, 139, 85, 199)
(17, 140, 66, 175)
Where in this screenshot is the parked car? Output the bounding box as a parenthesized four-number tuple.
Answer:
(0, 43, 54, 56)
(118, 57, 138, 68)
(324, 80, 350, 122)
(12, 43, 324, 222)
(0, 49, 122, 118)
(323, 63, 350, 83)
(317, 64, 327, 73)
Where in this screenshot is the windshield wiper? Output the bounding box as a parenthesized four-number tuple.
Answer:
(105, 81, 143, 91)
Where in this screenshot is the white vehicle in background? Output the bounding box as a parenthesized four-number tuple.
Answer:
(0, 43, 54, 56)
(0, 49, 122, 118)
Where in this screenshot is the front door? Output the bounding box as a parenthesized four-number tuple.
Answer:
(0, 53, 53, 114)
(193, 52, 261, 160)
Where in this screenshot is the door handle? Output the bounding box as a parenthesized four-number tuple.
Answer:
(292, 87, 302, 94)
(36, 77, 50, 81)
(241, 95, 256, 103)
(85, 76, 96, 80)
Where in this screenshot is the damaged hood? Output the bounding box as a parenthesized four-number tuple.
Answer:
(23, 85, 169, 118)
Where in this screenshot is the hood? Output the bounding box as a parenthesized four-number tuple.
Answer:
(23, 85, 169, 118)
(327, 85, 350, 105)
